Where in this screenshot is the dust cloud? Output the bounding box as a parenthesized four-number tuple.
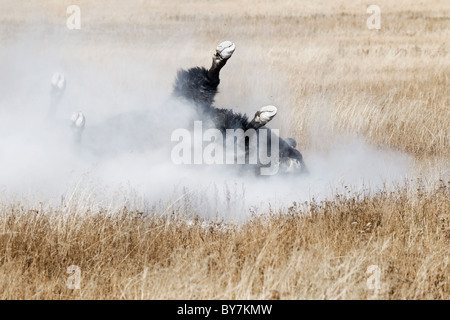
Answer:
(0, 25, 412, 221)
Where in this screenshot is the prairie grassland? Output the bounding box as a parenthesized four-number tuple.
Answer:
(0, 182, 448, 299)
(0, 0, 449, 299)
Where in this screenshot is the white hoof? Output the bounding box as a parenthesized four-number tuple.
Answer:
(51, 72, 65, 91)
(71, 111, 85, 129)
(252, 105, 277, 127)
(216, 41, 235, 60)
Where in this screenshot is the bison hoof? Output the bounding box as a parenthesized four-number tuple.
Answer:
(51, 72, 66, 92)
(216, 41, 235, 60)
(71, 111, 86, 129)
(255, 105, 277, 123)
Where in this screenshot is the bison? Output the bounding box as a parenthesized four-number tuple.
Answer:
(171, 41, 308, 175)
(48, 41, 307, 176)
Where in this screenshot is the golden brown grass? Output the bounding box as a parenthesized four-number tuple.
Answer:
(0, 0, 449, 299)
(0, 181, 448, 299)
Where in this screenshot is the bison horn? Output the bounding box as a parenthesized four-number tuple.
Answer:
(285, 137, 297, 148)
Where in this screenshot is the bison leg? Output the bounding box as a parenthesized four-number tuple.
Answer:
(172, 41, 235, 108)
(71, 111, 86, 144)
(207, 41, 236, 85)
(46, 72, 66, 122)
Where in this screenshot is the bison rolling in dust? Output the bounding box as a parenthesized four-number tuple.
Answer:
(172, 41, 308, 175)
(50, 41, 307, 176)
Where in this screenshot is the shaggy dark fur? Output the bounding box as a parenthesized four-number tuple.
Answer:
(173, 67, 251, 131)
(173, 67, 219, 108)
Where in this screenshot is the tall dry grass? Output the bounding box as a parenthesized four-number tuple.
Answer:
(0, 0, 449, 299)
(0, 181, 448, 299)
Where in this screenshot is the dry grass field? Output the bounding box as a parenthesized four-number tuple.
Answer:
(1, 182, 449, 299)
(0, 0, 449, 299)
